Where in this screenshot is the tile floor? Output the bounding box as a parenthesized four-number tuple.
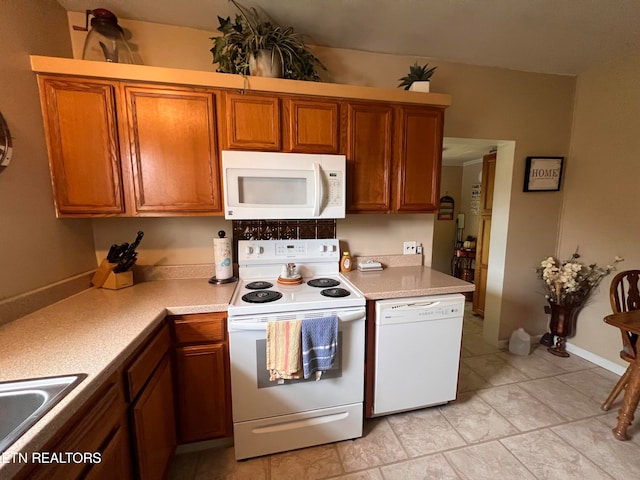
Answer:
(168, 305, 640, 480)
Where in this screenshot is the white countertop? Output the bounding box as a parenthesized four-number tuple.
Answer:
(0, 278, 235, 477)
(342, 266, 475, 300)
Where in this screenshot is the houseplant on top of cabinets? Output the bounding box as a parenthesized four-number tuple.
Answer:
(398, 62, 437, 92)
(210, 0, 326, 81)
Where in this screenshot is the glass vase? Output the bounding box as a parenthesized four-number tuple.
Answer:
(547, 301, 583, 357)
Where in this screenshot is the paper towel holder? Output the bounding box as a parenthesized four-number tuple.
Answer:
(209, 230, 237, 285)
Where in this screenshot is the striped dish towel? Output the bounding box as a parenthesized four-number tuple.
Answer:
(266, 320, 302, 381)
(301, 315, 338, 380)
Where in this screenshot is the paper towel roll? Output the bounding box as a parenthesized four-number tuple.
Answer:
(213, 235, 233, 280)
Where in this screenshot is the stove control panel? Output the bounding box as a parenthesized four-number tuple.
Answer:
(238, 239, 340, 264)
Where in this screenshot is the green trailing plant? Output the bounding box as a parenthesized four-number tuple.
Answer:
(210, 0, 326, 81)
(397, 62, 437, 90)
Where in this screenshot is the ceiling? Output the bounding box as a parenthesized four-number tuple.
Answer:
(55, 1, 640, 164)
(442, 138, 496, 166)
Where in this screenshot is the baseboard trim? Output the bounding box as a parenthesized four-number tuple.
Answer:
(565, 341, 626, 376)
(175, 437, 233, 454)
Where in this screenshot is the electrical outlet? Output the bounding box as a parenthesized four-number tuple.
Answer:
(403, 241, 417, 255)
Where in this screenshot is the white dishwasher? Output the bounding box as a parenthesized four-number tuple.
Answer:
(373, 293, 465, 416)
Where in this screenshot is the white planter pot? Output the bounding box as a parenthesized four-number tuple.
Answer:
(409, 81, 430, 93)
(249, 49, 283, 78)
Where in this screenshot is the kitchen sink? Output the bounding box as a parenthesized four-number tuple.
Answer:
(0, 374, 86, 453)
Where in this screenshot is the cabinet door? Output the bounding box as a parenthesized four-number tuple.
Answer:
(125, 85, 222, 214)
(84, 414, 134, 480)
(283, 98, 342, 153)
(473, 152, 496, 316)
(473, 215, 492, 316)
(23, 375, 132, 480)
(38, 77, 125, 216)
(222, 92, 280, 150)
(176, 343, 232, 442)
(131, 354, 177, 480)
(346, 102, 394, 213)
(481, 152, 497, 214)
(394, 106, 444, 212)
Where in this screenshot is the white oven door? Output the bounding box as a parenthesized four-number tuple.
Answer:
(228, 307, 365, 422)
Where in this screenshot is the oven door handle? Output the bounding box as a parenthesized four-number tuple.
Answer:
(228, 307, 366, 332)
(337, 309, 366, 322)
(229, 322, 268, 332)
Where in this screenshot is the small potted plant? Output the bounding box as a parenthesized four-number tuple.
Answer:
(398, 62, 437, 92)
(210, 0, 326, 81)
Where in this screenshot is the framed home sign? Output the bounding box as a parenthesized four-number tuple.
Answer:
(523, 156, 564, 192)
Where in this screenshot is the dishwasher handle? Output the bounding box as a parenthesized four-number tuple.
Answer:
(405, 301, 441, 308)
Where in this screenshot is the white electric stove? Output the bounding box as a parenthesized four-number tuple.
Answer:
(227, 239, 366, 460)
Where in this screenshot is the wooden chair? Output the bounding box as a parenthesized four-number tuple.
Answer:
(602, 270, 640, 411)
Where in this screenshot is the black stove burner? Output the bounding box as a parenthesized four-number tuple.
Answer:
(242, 290, 283, 303)
(245, 281, 273, 290)
(320, 287, 351, 298)
(308, 278, 340, 288)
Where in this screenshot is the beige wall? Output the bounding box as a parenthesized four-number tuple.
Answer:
(65, 13, 576, 345)
(0, 1, 97, 301)
(557, 49, 640, 366)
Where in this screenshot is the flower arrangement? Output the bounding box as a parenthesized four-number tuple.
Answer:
(537, 251, 624, 306)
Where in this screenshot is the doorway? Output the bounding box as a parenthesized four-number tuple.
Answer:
(434, 138, 516, 346)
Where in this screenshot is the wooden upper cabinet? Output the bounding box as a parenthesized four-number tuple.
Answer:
(394, 106, 444, 212)
(346, 102, 394, 213)
(124, 85, 222, 214)
(283, 98, 342, 153)
(222, 92, 281, 150)
(38, 77, 124, 216)
(37, 72, 447, 217)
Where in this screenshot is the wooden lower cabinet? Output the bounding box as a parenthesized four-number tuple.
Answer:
(131, 354, 177, 480)
(84, 417, 134, 480)
(171, 312, 233, 444)
(125, 323, 176, 480)
(176, 344, 231, 442)
(18, 374, 133, 480)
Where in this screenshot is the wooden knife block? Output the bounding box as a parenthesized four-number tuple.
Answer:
(102, 271, 134, 290)
(91, 258, 134, 289)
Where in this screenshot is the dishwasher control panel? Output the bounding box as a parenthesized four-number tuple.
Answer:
(375, 294, 465, 324)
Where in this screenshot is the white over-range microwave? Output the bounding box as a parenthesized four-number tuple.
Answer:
(221, 150, 346, 220)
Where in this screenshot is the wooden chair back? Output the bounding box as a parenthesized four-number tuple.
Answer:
(610, 270, 640, 361)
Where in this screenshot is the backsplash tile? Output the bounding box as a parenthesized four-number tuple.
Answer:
(0, 271, 93, 326)
(232, 220, 336, 243)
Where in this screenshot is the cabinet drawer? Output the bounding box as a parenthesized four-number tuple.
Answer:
(173, 313, 226, 345)
(126, 323, 170, 401)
